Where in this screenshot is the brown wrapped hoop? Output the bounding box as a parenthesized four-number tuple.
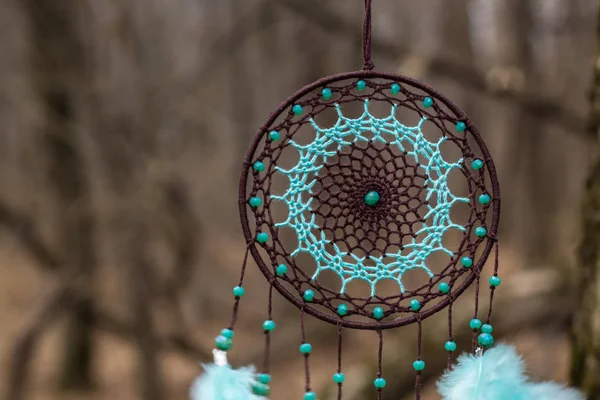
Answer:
(239, 70, 500, 330)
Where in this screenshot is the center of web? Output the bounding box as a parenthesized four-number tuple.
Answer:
(272, 101, 468, 296)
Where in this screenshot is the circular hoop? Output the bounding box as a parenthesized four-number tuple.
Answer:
(239, 70, 500, 330)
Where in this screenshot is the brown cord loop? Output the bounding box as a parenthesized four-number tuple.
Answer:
(362, 0, 375, 71)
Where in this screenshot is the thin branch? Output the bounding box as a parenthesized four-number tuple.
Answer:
(278, 0, 588, 138)
(0, 199, 60, 271)
(197, 0, 274, 80)
(93, 309, 211, 361)
(5, 278, 84, 400)
(4, 275, 210, 400)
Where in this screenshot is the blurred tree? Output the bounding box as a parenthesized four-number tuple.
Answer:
(20, 0, 97, 391)
(571, 2, 600, 398)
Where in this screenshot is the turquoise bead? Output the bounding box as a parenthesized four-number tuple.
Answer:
(470, 318, 482, 330)
(445, 341, 457, 352)
(481, 324, 493, 334)
(373, 306, 384, 319)
(304, 392, 317, 400)
(258, 374, 271, 384)
(257, 232, 269, 243)
(253, 161, 265, 172)
(333, 373, 345, 383)
(472, 159, 484, 170)
(475, 226, 487, 237)
(356, 80, 367, 91)
(438, 282, 450, 294)
(292, 104, 303, 115)
(410, 299, 422, 311)
(322, 88, 332, 100)
(461, 256, 473, 268)
(489, 276, 501, 287)
(253, 383, 271, 396)
(456, 121, 466, 132)
(479, 194, 491, 205)
(215, 335, 232, 351)
(233, 286, 245, 297)
(391, 83, 401, 94)
(249, 197, 262, 208)
(364, 191, 380, 207)
(374, 377, 387, 389)
(269, 130, 280, 141)
(423, 97, 433, 108)
(276, 264, 288, 276)
(413, 360, 426, 371)
(299, 343, 312, 354)
(337, 303, 348, 316)
(478, 333, 495, 348)
(221, 328, 234, 339)
(263, 320, 276, 331)
(303, 290, 315, 302)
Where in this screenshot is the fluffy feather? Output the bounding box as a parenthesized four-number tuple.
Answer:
(523, 382, 585, 400)
(437, 344, 527, 400)
(437, 344, 584, 400)
(190, 363, 263, 400)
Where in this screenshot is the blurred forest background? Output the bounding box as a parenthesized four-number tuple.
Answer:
(0, 0, 599, 399)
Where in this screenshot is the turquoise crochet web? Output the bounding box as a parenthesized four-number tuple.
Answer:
(272, 101, 468, 296)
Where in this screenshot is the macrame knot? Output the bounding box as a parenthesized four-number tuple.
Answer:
(363, 60, 375, 71)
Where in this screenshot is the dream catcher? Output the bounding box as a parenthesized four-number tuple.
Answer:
(190, 1, 584, 399)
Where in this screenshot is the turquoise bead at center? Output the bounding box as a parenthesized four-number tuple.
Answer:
(364, 191, 381, 207)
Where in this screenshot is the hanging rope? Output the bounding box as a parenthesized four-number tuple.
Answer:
(362, 0, 375, 71)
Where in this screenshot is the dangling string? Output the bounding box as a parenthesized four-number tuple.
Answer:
(362, 0, 375, 71)
(471, 259, 482, 352)
(261, 281, 274, 373)
(300, 306, 314, 397)
(336, 322, 344, 400)
(446, 301, 454, 369)
(228, 244, 251, 330)
(486, 235, 500, 323)
(415, 318, 423, 399)
(376, 328, 384, 400)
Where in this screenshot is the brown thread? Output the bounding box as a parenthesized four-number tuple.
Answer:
(362, 0, 375, 71)
(337, 322, 343, 400)
(486, 234, 500, 323)
(415, 317, 423, 399)
(261, 282, 274, 373)
(447, 301, 453, 369)
(300, 307, 312, 393)
(228, 245, 251, 330)
(376, 328, 383, 399)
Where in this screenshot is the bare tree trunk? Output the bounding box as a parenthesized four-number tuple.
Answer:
(231, 0, 254, 181)
(126, 220, 166, 400)
(20, 0, 96, 391)
(570, 4, 600, 397)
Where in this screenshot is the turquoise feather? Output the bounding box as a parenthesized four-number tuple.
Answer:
(437, 344, 526, 400)
(523, 382, 586, 400)
(190, 363, 264, 400)
(437, 344, 584, 400)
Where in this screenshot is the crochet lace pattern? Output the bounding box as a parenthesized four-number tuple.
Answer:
(239, 71, 500, 330)
(272, 101, 468, 296)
